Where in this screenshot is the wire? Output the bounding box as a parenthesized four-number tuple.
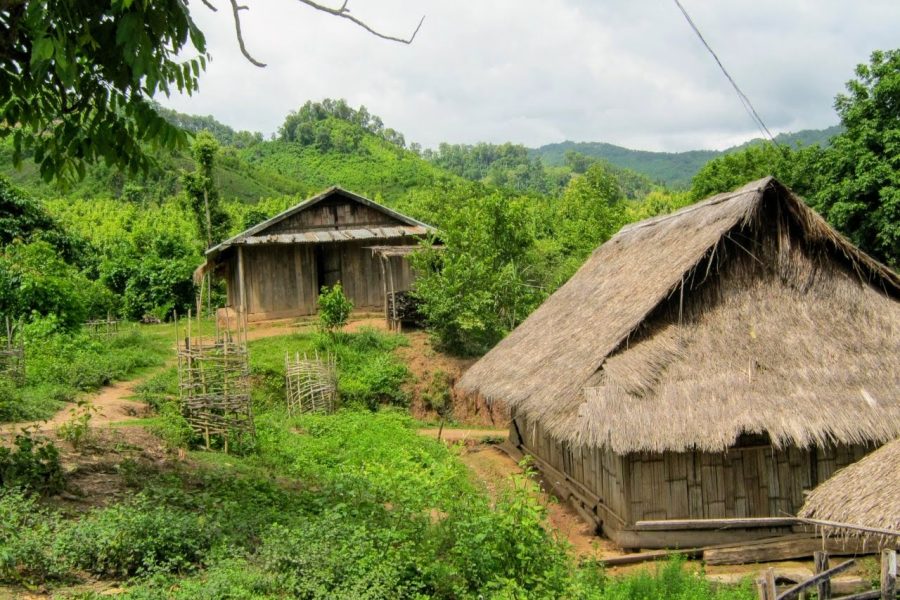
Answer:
(672, 0, 777, 145)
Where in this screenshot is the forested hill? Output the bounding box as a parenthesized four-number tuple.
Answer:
(532, 126, 842, 188)
(0, 102, 464, 206)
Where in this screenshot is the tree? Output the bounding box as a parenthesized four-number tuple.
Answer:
(0, 1, 207, 183)
(810, 49, 900, 266)
(1, 2, 423, 184)
(181, 132, 229, 248)
(412, 193, 541, 356)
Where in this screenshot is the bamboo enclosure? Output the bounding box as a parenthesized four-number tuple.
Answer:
(284, 351, 337, 415)
(176, 308, 254, 452)
(0, 316, 24, 385)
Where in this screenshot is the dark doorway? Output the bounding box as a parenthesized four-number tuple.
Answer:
(315, 245, 341, 292)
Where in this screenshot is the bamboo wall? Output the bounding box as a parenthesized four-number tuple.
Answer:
(512, 413, 873, 547)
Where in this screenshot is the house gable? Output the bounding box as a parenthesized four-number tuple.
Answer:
(261, 193, 406, 235)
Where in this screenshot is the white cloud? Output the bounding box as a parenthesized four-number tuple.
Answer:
(160, 0, 900, 151)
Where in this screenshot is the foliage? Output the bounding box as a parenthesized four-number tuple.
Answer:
(688, 143, 819, 201)
(413, 192, 542, 355)
(0, 176, 84, 261)
(56, 399, 99, 451)
(317, 282, 353, 333)
(0, 489, 65, 584)
(247, 327, 410, 411)
(280, 98, 406, 150)
(56, 495, 213, 578)
(0, 240, 96, 327)
(0, 0, 207, 183)
(181, 132, 230, 247)
(810, 48, 900, 266)
(0, 433, 65, 495)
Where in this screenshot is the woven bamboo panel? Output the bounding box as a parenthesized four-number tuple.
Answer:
(285, 351, 337, 415)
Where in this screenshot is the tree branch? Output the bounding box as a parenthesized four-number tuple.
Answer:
(228, 0, 266, 67)
(295, 0, 424, 45)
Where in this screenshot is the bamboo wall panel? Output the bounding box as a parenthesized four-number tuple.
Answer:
(625, 443, 874, 522)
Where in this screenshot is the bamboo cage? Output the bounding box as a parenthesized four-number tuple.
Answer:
(176, 309, 254, 452)
(284, 351, 337, 415)
(85, 314, 120, 338)
(0, 317, 24, 385)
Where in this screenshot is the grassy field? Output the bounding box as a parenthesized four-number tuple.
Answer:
(1, 325, 756, 599)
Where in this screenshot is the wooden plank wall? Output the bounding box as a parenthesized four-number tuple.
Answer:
(265, 197, 401, 234)
(625, 443, 874, 522)
(243, 245, 317, 315)
(233, 238, 417, 317)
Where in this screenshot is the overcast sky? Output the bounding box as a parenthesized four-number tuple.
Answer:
(161, 1, 900, 152)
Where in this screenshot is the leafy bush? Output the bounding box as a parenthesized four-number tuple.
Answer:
(57, 496, 213, 577)
(0, 489, 65, 584)
(317, 282, 353, 333)
(0, 434, 65, 495)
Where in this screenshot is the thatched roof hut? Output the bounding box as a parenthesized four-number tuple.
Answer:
(459, 177, 900, 549)
(799, 438, 900, 545)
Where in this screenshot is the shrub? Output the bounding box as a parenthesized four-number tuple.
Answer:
(317, 282, 352, 333)
(56, 496, 213, 577)
(0, 433, 65, 495)
(0, 489, 65, 584)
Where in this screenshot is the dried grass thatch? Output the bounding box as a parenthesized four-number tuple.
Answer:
(458, 177, 900, 453)
(799, 438, 900, 543)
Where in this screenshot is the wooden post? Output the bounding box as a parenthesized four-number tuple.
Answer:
(757, 567, 777, 600)
(815, 551, 831, 600)
(237, 246, 248, 316)
(378, 254, 389, 326)
(883, 549, 897, 600)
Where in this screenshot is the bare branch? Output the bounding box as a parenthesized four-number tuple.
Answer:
(228, 0, 266, 67)
(200, 0, 218, 12)
(296, 0, 425, 45)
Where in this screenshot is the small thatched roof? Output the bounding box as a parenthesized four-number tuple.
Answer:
(458, 177, 900, 453)
(799, 438, 900, 541)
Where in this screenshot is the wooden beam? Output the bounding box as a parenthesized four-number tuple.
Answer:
(636, 517, 798, 531)
(795, 517, 900, 540)
(704, 535, 872, 566)
(776, 559, 855, 600)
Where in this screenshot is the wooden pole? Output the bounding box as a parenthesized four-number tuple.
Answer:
(757, 567, 777, 600)
(237, 246, 248, 316)
(815, 551, 831, 600)
(883, 549, 897, 600)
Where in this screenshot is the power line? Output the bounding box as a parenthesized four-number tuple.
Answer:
(672, 0, 777, 145)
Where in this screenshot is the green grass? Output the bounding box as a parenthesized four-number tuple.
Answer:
(0, 323, 170, 424)
(1, 326, 756, 598)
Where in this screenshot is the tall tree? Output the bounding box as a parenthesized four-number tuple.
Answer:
(182, 132, 229, 248)
(810, 49, 900, 267)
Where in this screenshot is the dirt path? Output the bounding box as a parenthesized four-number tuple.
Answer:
(417, 428, 507, 443)
(0, 319, 326, 440)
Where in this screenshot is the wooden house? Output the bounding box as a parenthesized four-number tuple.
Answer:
(458, 177, 900, 549)
(200, 187, 436, 322)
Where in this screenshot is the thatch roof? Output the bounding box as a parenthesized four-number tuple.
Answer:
(458, 177, 900, 453)
(799, 438, 900, 541)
